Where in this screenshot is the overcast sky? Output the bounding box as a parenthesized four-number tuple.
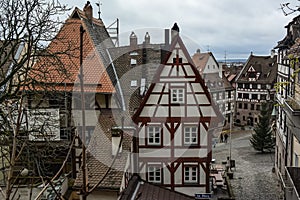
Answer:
(61, 0, 299, 60)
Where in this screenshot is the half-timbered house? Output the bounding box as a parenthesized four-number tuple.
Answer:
(132, 31, 222, 196)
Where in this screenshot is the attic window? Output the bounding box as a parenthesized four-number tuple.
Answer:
(131, 80, 137, 87)
(131, 58, 137, 66)
(249, 72, 256, 78)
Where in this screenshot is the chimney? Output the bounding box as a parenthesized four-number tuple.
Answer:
(130, 31, 138, 48)
(83, 1, 93, 20)
(164, 29, 170, 46)
(171, 23, 179, 41)
(144, 32, 150, 45)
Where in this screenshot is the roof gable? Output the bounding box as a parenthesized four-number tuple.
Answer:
(30, 8, 115, 93)
(132, 35, 222, 123)
(236, 54, 277, 84)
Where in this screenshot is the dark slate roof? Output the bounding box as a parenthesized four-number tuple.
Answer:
(107, 43, 163, 112)
(236, 54, 277, 84)
(119, 175, 194, 200)
(203, 73, 233, 92)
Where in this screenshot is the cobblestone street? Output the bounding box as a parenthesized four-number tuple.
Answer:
(212, 129, 283, 200)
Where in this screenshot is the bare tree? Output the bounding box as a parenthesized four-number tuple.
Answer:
(0, 0, 76, 199)
(280, 2, 300, 16)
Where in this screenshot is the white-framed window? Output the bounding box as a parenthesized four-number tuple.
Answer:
(130, 80, 137, 87)
(184, 126, 198, 145)
(171, 88, 184, 103)
(184, 166, 198, 183)
(148, 166, 161, 183)
(130, 58, 137, 66)
(147, 126, 161, 145)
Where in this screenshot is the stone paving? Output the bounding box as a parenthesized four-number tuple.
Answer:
(212, 129, 283, 200)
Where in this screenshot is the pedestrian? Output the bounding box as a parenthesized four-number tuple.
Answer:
(213, 138, 217, 148)
(220, 133, 224, 143)
(226, 156, 231, 172)
(224, 133, 228, 143)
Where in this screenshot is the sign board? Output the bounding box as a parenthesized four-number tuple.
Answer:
(195, 193, 212, 199)
(28, 109, 60, 141)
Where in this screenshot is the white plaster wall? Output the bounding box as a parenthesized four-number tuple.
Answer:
(174, 164, 182, 184)
(163, 166, 171, 185)
(203, 56, 220, 75)
(174, 124, 182, 146)
(139, 148, 171, 157)
(200, 124, 208, 146)
(138, 125, 146, 146)
(175, 149, 207, 158)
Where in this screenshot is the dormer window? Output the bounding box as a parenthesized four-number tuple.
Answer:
(249, 72, 256, 78)
(130, 58, 137, 66)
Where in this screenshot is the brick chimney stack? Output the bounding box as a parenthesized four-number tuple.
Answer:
(144, 32, 150, 45)
(84, 1, 93, 20)
(130, 32, 138, 48)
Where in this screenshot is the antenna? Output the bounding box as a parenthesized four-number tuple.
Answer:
(224, 50, 227, 64)
(95, 1, 102, 20)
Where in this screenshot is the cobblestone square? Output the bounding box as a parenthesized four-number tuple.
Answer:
(212, 129, 283, 200)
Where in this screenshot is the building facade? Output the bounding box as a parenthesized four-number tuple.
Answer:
(132, 33, 222, 196)
(274, 15, 300, 200)
(235, 53, 277, 127)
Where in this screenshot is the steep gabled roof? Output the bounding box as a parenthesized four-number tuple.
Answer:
(30, 7, 115, 93)
(235, 54, 277, 84)
(132, 34, 222, 124)
(192, 50, 219, 74)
